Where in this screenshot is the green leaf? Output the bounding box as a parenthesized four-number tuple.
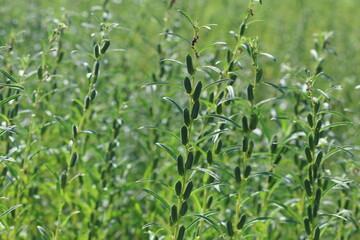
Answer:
(142, 223, 171, 233)
(320, 122, 353, 132)
(255, 97, 282, 108)
(198, 42, 227, 54)
(37, 226, 51, 240)
(155, 143, 177, 161)
(316, 89, 330, 100)
(0, 95, 20, 107)
(0, 204, 22, 218)
(200, 66, 222, 74)
(136, 179, 174, 193)
(202, 79, 233, 92)
(159, 32, 190, 44)
(139, 126, 180, 141)
(191, 214, 221, 233)
(0, 83, 24, 91)
(192, 167, 221, 181)
(142, 189, 170, 210)
(163, 97, 183, 114)
(142, 82, 184, 91)
(317, 110, 352, 122)
(262, 81, 285, 94)
(201, 114, 241, 128)
(270, 201, 301, 223)
(0, 68, 18, 83)
(61, 211, 80, 227)
(177, 10, 195, 28)
(259, 52, 276, 62)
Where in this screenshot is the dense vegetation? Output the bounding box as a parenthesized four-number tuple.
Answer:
(0, 0, 359, 239)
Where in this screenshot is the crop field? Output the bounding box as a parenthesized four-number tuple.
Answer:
(0, 0, 359, 239)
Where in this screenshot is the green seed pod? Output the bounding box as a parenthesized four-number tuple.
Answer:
(307, 113, 313, 127)
(226, 220, 234, 236)
(84, 96, 91, 110)
(271, 135, 278, 154)
(72, 124, 78, 139)
(171, 205, 178, 223)
(206, 150, 213, 165)
(191, 100, 200, 119)
(313, 204, 319, 218)
(183, 181, 193, 199)
(215, 140, 222, 155)
(314, 101, 320, 113)
(307, 205, 313, 222)
(308, 134, 314, 150)
(228, 61, 234, 71)
(274, 154, 282, 164)
(179, 201, 188, 216)
(60, 170, 67, 189)
(181, 125, 188, 146)
(242, 136, 249, 152)
(315, 151, 323, 167)
(177, 225, 185, 240)
(185, 152, 194, 169)
(227, 49, 232, 63)
(249, 114, 258, 130)
(247, 84, 254, 101)
(37, 66, 43, 80)
(183, 107, 190, 126)
(305, 147, 312, 163)
(308, 167, 313, 183)
(256, 68, 263, 83)
(314, 226, 320, 240)
(177, 154, 185, 176)
(304, 218, 311, 236)
(175, 181, 182, 196)
(237, 214, 246, 230)
(206, 196, 213, 208)
(93, 61, 100, 83)
(94, 44, 100, 58)
(90, 89, 97, 100)
(304, 179, 312, 197)
(242, 116, 249, 133)
(186, 54, 195, 75)
(313, 164, 318, 180)
(314, 129, 320, 146)
(314, 188, 322, 205)
(216, 103, 223, 114)
(209, 92, 214, 103)
(247, 141, 254, 158)
(192, 81, 202, 101)
(70, 152, 78, 168)
(100, 40, 110, 54)
(184, 77, 192, 94)
(315, 119, 322, 132)
(244, 165, 252, 178)
(239, 22, 246, 36)
(234, 167, 241, 183)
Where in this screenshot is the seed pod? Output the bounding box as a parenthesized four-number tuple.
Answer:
(314, 188, 322, 206)
(239, 22, 246, 36)
(94, 44, 100, 58)
(304, 179, 312, 197)
(70, 152, 78, 168)
(171, 205, 178, 223)
(191, 100, 200, 119)
(307, 113, 313, 127)
(175, 181, 182, 196)
(315, 119, 322, 132)
(227, 49, 232, 63)
(206, 150, 213, 165)
(60, 170, 67, 189)
(186, 54, 195, 75)
(314, 226, 320, 240)
(274, 154, 282, 164)
(37, 66, 43, 80)
(100, 40, 110, 54)
(307, 205, 313, 222)
(177, 225, 185, 240)
(84, 96, 91, 110)
(183, 181, 193, 199)
(308, 134, 314, 150)
(271, 136, 278, 154)
(256, 68, 263, 83)
(206, 196, 213, 208)
(90, 89, 97, 100)
(216, 103, 223, 114)
(304, 218, 311, 235)
(305, 147, 312, 163)
(315, 151, 323, 167)
(227, 220, 234, 236)
(314, 101, 320, 113)
(314, 129, 320, 146)
(209, 92, 214, 103)
(184, 77, 192, 94)
(249, 114, 258, 130)
(234, 167, 241, 183)
(242, 116, 249, 133)
(215, 140, 222, 155)
(313, 204, 319, 218)
(181, 125, 188, 146)
(183, 107, 190, 126)
(313, 164, 318, 180)
(308, 167, 313, 183)
(247, 141, 254, 158)
(244, 165, 252, 178)
(185, 152, 194, 169)
(247, 84, 254, 101)
(192, 81, 202, 101)
(93, 61, 100, 83)
(72, 124, 78, 139)
(237, 214, 246, 230)
(242, 136, 249, 152)
(179, 201, 188, 216)
(177, 154, 185, 176)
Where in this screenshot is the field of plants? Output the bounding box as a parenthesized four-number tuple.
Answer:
(0, 0, 359, 239)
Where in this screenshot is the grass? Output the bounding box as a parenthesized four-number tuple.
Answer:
(0, 0, 359, 239)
